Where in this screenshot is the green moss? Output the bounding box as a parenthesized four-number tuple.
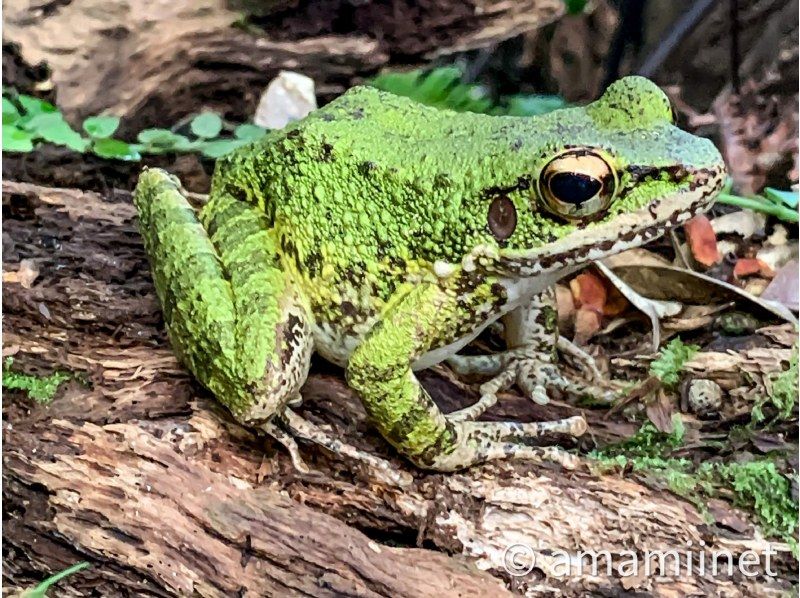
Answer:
(590, 415, 685, 461)
(649, 338, 699, 388)
(590, 419, 798, 552)
(753, 346, 798, 423)
(719, 461, 797, 546)
(3, 357, 69, 404)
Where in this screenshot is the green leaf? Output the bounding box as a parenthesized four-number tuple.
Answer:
(190, 112, 223, 138)
(137, 128, 193, 152)
(234, 123, 267, 141)
(3, 97, 20, 124)
(3, 125, 34, 152)
(17, 95, 57, 116)
(370, 67, 568, 117)
(563, 0, 588, 14)
(198, 139, 246, 158)
(137, 128, 181, 145)
(91, 138, 141, 160)
(24, 113, 89, 152)
(764, 187, 799, 209)
(23, 562, 90, 598)
(82, 115, 120, 138)
(504, 94, 569, 117)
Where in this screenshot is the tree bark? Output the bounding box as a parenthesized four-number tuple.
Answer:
(2, 181, 794, 596)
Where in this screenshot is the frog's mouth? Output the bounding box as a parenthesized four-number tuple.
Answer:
(486, 164, 726, 278)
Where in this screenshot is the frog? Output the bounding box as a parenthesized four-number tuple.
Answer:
(133, 76, 725, 479)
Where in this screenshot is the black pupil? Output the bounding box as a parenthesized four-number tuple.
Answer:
(548, 172, 601, 205)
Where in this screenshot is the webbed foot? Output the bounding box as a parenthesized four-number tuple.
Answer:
(447, 348, 615, 421)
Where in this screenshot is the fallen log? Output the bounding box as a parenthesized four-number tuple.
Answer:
(2, 181, 793, 596)
(3, 0, 565, 128)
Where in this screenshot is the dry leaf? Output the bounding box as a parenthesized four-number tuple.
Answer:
(573, 309, 602, 345)
(757, 242, 798, 272)
(711, 210, 766, 239)
(602, 247, 672, 269)
(570, 271, 606, 312)
(760, 260, 799, 312)
(684, 214, 721, 267)
(646, 389, 675, 433)
(734, 258, 775, 279)
(609, 263, 797, 325)
(707, 499, 752, 534)
(555, 283, 575, 327)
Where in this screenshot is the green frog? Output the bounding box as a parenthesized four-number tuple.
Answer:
(134, 76, 724, 479)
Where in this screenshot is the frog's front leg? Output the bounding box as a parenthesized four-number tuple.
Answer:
(447, 288, 613, 418)
(346, 283, 587, 471)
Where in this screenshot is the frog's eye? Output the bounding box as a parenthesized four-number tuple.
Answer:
(538, 150, 617, 221)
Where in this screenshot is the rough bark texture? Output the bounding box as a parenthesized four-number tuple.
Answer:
(3, 0, 565, 129)
(3, 181, 795, 596)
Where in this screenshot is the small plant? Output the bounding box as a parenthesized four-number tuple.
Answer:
(591, 419, 798, 550)
(3, 357, 70, 404)
(717, 178, 799, 223)
(562, 0, 589, 14)
(649, 338, 699, 388)
(370, 67, 569, 117)
(752, 347, 798, 423)
(592, 415, 686, 461)
(22, 562, 90, 597)
(2, 88, 269, 161)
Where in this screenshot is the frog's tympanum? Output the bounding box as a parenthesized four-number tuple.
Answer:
(134, 76, 725, 477)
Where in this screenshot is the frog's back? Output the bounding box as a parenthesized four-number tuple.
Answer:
(211, 87, 523, 215)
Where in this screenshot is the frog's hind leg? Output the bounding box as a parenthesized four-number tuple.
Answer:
(134, 168, 311, 429)
(135, 169, 405, 483)
(279, 409, 413, 487)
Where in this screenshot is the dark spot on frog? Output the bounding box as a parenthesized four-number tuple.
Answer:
(481, 175, 532, 199)
(280, 235, 295, 260)
(285, 129, 300, 140)
(487, 195, 517, 242)
(303, 250, 322, 278)
(359, 161, 378, 176)
(434, 172, 451, 188)
(340, 301, 358, 318)
(320, 142, 334, 162)
(600, 172, 615, 197)
(282, 313, 306, 351)
(320, 113, 335, 122)
(511, 138, 523, 151)
(452, 269, 485, 301)
(350, 108, 365, 120)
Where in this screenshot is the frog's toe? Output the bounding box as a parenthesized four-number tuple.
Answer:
(280, 409, 413, 488)
(262, 420, 313, 474)
(514, 359, 559, 405)
(421, 416, 588, 472)
(556, 337, 604, 381)
(516, 359, 616, 405)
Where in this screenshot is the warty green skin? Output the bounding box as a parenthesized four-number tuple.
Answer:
(134, 76, 726, 471)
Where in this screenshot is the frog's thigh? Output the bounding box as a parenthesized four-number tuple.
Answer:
(134, 169, 312, 424)
(345, 283, 586, 471)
